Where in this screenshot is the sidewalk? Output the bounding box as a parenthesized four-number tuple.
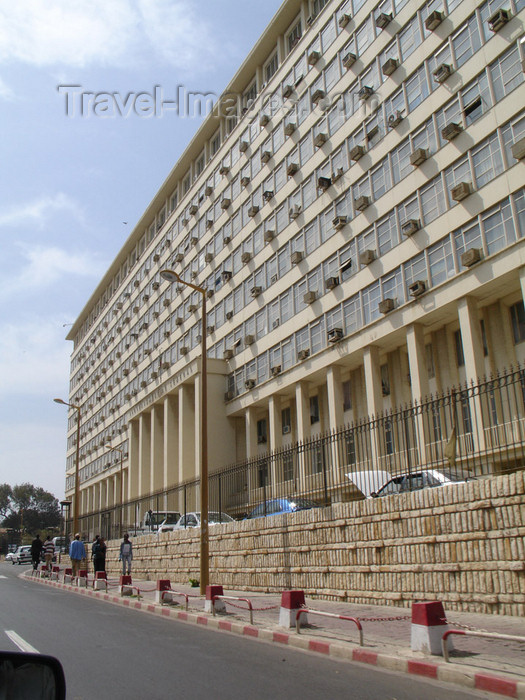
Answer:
(25, 569, 525, 698)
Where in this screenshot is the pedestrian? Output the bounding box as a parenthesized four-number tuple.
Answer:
(119, 533, 133, 576)
(69, 533, 85, 577)
(43, 534, 55, 571)
(92, 535, 106, 574)
(30, 534, 43, 571)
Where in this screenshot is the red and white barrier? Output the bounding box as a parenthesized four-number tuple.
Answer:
(205, 585, 225, 613)
(279, 590, 307, 628)
(51, 566, 60, 581)
(77, 569, 88, 587)
(155, 579, 171, 603)
(411, 601, 452, 655)
(63, 568, 73, 584)
(93, 571, 107, 590)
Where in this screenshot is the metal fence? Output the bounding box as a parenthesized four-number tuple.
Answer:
(77, 365, 525, 540)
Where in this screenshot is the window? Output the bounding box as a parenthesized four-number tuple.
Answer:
(265, 52, 279, 83)
(310, 395, 320, 424)
(283, 452, 294, 481)
(282, 407, 291, 434)
(342, 380, 352, 411)
(510, 302, 525, 344)
(454, 330, 465, 367)
(287, 20, 302, 53)
(257, 418, 267, 444)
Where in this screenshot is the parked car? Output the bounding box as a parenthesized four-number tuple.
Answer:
(162, 511, 234, 532)
(346, 468, 473, 498)
(9, 545, 32, 565)
(245, 497, 319, 519)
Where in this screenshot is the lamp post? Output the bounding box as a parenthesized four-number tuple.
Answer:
(160, 268, 209, 594)
(60, 500, 72, 562)
(54, 399, 81, 535)
(105, 444, 124, 538)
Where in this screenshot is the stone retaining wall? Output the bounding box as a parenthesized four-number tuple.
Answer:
(105, 471, 525, 616)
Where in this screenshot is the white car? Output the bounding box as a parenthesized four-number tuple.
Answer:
(346, 469, 473, 498)
(7, 545, 32, 565)
(159, 511, 234, 532)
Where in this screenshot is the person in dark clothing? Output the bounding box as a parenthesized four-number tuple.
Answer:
(30, 534, 43, 570)
(91, 535, 105, 574)
(98, 537, 107, 573)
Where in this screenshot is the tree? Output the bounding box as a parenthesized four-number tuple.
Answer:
(0, 484, 12, 519)
(1, 483, 61, 535)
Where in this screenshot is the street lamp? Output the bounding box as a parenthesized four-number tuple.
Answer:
(60, 500, 72, 561)
(105, 444, 124, 537)
(54, 398, 81, 535)
(160, 268, 209, 594)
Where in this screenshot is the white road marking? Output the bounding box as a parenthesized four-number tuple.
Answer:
(5, 630, 39, 653)
(0, 575, 7, 579)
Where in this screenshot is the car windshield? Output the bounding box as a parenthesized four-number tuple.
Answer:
(208, 512, 233, 523)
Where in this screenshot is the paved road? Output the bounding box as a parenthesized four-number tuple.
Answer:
(0, 563, 495, 699)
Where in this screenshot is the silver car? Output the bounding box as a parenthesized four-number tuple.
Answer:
(160, 511, 234, 532)
(9, 545, 32, 565)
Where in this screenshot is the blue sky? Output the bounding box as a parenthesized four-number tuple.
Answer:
(0, 0, 283, 500)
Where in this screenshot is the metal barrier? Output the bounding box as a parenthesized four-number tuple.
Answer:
(296, 609, 364, 646)
(160, 590, 190, 610)
(442, 629, 525, 662)
(212, 595, 254, 625)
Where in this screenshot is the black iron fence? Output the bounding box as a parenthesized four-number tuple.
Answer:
(77, 365, 525, 540)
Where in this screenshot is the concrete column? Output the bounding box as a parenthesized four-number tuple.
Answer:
(363, 345, 383, 465)
(128, 419, 140, 500)
(164, 394, 178, 489)
(268, 395, 281, 486)
(326, 366, 344, 484)
(406, 324, 430, 465)
(457, 296, 487, 452)
(178, 383, 195, 483)
(150, 404, 164, 493)
(245, 406, 258, 495)
(138, 412, 151, 497)
(295, 381, 310, 483)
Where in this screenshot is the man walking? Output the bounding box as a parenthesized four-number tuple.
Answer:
(119, 533, 133, 576)
(30, 534, 43, 571)
(43, 534, 55, 571)
(69, 533, 85, 577)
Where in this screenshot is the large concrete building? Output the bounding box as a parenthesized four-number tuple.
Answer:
(64, 0, 525, 529)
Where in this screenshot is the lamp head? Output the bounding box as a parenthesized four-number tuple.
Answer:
(160, 269, 181, 285)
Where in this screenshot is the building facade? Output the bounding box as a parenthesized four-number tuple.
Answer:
(65, 0, 525, 528)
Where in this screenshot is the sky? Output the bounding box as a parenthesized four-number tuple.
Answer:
(0, 0, 284, 501)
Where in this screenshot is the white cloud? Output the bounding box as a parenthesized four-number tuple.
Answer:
(0, 0, 216, 72)
(0, 192, 85, 229)
(0, 75, 14, 100)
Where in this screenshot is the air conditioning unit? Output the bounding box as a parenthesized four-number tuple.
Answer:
(152, 282, 160, 291)
(247, 206, 259, 218)
(263, 190, 274, 201)
(287, 162, 299, 176)
(162, 362, 170, 370)
(359, 249, 376, 265)
(442, 122, 462, 141)
(221, 270, 232, 282)
(224, 390, 234, 401)
(175, 316, 183, 326)
(303, 291, 316, 304)
(451, 181, 472, 202)
(308, 50, 321, 66)
(327, 327, 343, 343)
(204, 185, 213, 196)
(378, 298, 395, 314)
(261, 150, 272, 163)
(223, 349, 234, 360)
(264, 229, 275, 242)
(151, 371, 158, 380)
(204, 252, 213, 263)
(221, 198, 231, 210)
(375, 12, 392, 29)
(219, 165, 230, 176)
(402, 219, 420, 236)
(206, 289, 214, 299)
(174, 252, 184, 263)
(271, 365, 282, 376)
(239, 140, 249, 152)
(163, 299, 170, 307)
(188, 303, 198, 313)
(189, 204, 198, 215)
(291, 251, 303, 264)
(282, 424, 291, 435)
(317, 175, 331, 190)
(123, 368, 130, 377)
(289, 205, 302, 220)
(244, 335, 255, 346)
(425, 10, 444, 30)
(206, 219, 213, 230)
(511, 137, 525, 160)
(190, 237, 198, 247)
(332, 215, 348, 230)
(282, 84, 294, 98)
(358, 86, 374, 101)
(339, 13, 351, 28)
(270, 274, 278, 284)
(241, 175, 250, 188)
(250, 286, 262, 298)
(260, 113, 270, 127)
(488, 8, 511, 32)
(332, 167, 344, 182)
(325, 276, 339, 290)
(239, 252, 251, 264)
(223, 235, 231, 245)
(354, 195, 371, 211)
(388, 111, 403, 128)
(382, 57, 399, 76)
(314, 132, 328, 148)
(298, 348, 310, 361)
(461, 248, 482, 267)
(284, 122, 296, 136)
(225, 311, 233, 320)
(311, 88, 325, 104)
(433, 63, 453, 83)
(206, 325, 215, 335)
(181, 217, 189, 227)
(163, 331, 170, 338)
(350, 144, 365, 161)
(180, 346, 189, 355)
(132, 306, 139, 313)
(410, 148, 428, 166)
(342, 52, 356, 69)
(409, 280, 426, 297)
(245, 378, 256, 389)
